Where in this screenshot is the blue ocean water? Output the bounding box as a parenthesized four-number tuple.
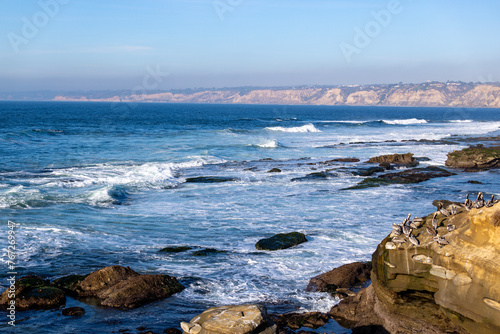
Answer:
(0, 101, 499, 333)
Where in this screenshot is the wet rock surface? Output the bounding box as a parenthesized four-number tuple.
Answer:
(0, 275, 66, 310)
(185, 176, 239, 183)
(255, 232, 307, 251)
(366, 153, 419, 167)
(446, 145, 500, 171)
(271, 312, 329, 330)
(62, 306, 86, 316)
(344, 166, 455, 190)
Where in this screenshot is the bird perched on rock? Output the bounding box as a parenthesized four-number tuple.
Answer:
(403, 224, 412, 237)
(434, 236, 449, 246)
(486, 195, 495, 208)
(392, 237, 406, 245)
(464, 194, 472, 211)
(475, 192, 485, 209)
(426, 226, 437, 237)
(432, 213, 439, 230)
(447, 224, 456, 232)
(409, 234, 420, 247)
(450, 205, 457, 215)
(392, 223, 403, 236)
(438, 203, 450, 217)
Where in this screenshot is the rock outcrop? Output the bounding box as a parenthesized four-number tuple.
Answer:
(181, 304, 277, 334)
(446, 145, 500, 171)
(306, 262, 371, 298)
(366, 153, 418, 167)
(0, 276, 66, 310)
(331, 200, 500, 334)
(255, 232, 307, 251)
(73, 265, 184, 308)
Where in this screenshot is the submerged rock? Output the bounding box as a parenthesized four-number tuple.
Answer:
(291, 171, 337, 182)
(185, 176, 239, 183)
(267, 168, 282, 173)
(446, 145, 500, 171)
(181, 304, 276, 334)
(191, 248, 226, 256)
(0, 276, 66, 310)
(306, 262, 372, 298)
(366, 153, 419, 167)
(351, 166, 384, 176)
(343, 166, 455, 190)
(271, 312, 329, 330)
(255, 232, 307, 251)
(62, 306, 85, 316)
(158, 246, 193, 253)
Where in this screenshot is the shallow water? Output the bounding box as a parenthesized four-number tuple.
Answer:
(0, 102, 499, 332)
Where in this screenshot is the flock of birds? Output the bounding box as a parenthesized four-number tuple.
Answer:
(390, 192, 496, 248)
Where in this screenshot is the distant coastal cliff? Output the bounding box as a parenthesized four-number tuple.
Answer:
(48, 82, 500, 108)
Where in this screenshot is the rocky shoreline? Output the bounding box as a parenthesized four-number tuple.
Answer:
(2, 146, 499, 333)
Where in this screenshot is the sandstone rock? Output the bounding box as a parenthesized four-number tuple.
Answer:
(0, 275, 66, 310)
(366, 153, 418, 167)
(306, 262, 371, 296)
(181, 304, 277, 334)
(76, 265, 139, 296)
(62, 306, 85, 316)
(255, 232, 307, 251)
(445, 145, 500, 170)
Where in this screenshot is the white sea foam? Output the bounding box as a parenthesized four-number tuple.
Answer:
(382, 118, 428, 125)
(265, 123, 322, 133)
(450, 119, 473, 123)
(256, 139, 281, 148)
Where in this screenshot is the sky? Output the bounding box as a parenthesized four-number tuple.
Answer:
(0, 0, 499, 91)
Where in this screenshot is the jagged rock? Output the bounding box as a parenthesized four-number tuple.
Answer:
(255, 232, 307, 251)
(271, 312, 329, 330)
(181, 304, 277, 334)
(306, 262, 372, 297)
(366, 153, 418, 167)
(185, 176, 239, 183)
(0, 275, 66, 310)
(74, 266, 184, 309)
(446, 145, 500, 170)
(158, 246, 193, 253)
(343, 166, 455, 190)
(333, 201, 500, 334)
(62, 306, 85, 316)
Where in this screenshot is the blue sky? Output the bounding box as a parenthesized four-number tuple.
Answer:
(1, 0, 499, 91)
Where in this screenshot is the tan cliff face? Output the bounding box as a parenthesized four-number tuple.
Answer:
(53, 83, 500, 108)
(371, 202, 500, 334)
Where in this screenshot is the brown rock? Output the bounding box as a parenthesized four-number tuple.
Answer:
(271, 312, 329, 330)
(76, 265, 139, 296)
(366, 153, 418, 166)
(306, 262, 371, 294)
(445, 145, 500, 170)
(164, 329, 182, 334)
(98, 274, 185, 308)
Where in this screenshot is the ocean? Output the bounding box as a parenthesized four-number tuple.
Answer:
(1, 101, 499, 333)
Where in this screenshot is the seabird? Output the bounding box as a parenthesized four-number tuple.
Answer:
(450, 205, 457, 215)
(486, 195, 495, 207)
(409, 234, 420, 247)
(438, 203, 450, 217)
(403, 224, 412, 237)
(475, 192, 484, 208)
(432, 213, 439, 230)
(434, 236, 449, 246)
(392, 237, 407, 245)
(464, 194, 472, 211)
(392, 223, 403, 236)
(409, 221, 418, 229)
(426, 226, 437, 237)
(447, 224, 456, 232)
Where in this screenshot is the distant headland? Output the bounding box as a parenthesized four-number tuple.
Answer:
(2, 81, 500, 108)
